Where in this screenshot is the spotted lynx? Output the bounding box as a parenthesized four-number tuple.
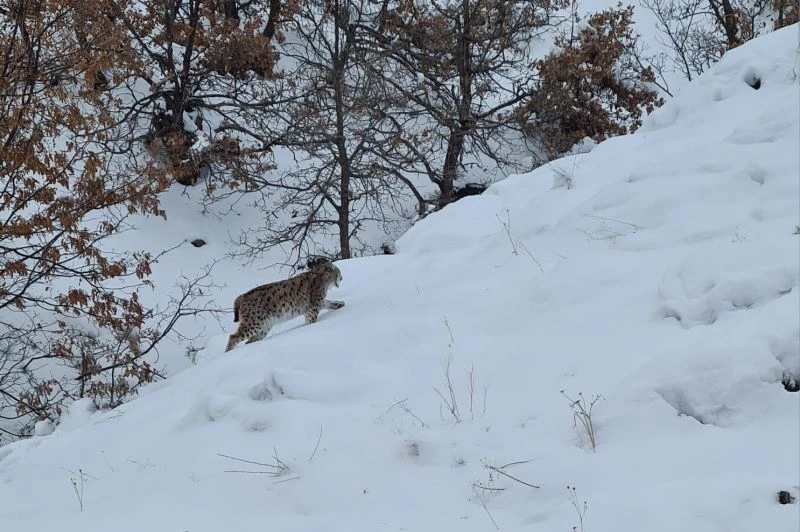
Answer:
(225, 260, 345, 352)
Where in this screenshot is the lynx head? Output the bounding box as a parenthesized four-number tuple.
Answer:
(306, 256, 331, 270)
(308, 258, 342, 288)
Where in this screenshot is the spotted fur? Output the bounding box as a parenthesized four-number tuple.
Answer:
(225, 261, 344, 352)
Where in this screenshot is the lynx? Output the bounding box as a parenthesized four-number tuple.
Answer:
(224, 260, 344, 352)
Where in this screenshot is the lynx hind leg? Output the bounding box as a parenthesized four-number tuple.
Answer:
(324, 299, 345, 310)
(225, 330, 243, 352)
(245, 324, 271, 344)
(226, 320, 265, 352)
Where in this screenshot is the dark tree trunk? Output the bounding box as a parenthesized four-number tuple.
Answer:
(776, 0, 785, 26)
(333, 0, 351, 259)
(441, 130, 463, 204)
(708, 0, 740, 48)
(438, 0, 473, 208)
(264, 0, 282, 40)
(223, 0, 239, 20)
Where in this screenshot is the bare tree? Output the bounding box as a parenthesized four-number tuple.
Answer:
(642, 0, 780, 81)
(233, 0, 424, 263)
(356, 0, 569, 208)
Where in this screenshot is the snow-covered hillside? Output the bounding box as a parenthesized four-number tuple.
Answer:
(1, 25, 798, 532)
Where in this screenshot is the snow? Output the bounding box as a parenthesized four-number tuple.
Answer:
(1, 25, 799, 532)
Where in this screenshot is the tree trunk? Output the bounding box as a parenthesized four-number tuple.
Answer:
(709, 0, 740, 48)
(222, 0, 239, 20)
(264, 0, 282, 40)
(440, 131, 463, 204)
(333, 0, 351, 259)
(720, 0, 740, 47)
(438, 0, 473, 208)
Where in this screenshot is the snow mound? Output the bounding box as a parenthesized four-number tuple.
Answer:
(0, 25, 798, 532)
(658, 246, 798, 327)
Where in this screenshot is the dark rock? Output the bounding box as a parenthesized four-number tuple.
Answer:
(453, 183, 487, 201)
(782, 374, 799, 392)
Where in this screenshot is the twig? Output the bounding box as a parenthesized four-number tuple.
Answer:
(216, 453, 281, 469)
(433, 353, 461, 423)
(308, 425, 323, 462)
(126, 458, 151, 469)
(271, 447, 290, 474)
(442, 316, 455, 346)
(386, 398, 430, 428)
(518, 241, 545, 273)
(273, 475, 301, 484)
(466, 363, 476, 421)
(483, 503, 500, 530)
(583, 213, 642, 229)
(473, 482, 505, 492)
(224, 469, 280, 474)
(498, 459, 533, 469)
(70, 469, 86, 512)
(486, 464, 540, 489)
(101, 450, 115, 472)
(497, 209, 519, 255)
(217, 449, 290, 477)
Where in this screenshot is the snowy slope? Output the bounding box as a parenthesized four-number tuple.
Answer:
(90, 0, 684, 381)
(1, 25, 798, 532)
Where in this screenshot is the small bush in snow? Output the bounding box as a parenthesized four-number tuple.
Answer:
(562, 390, 604, 452)
(567, 485, 589, 532)
(70, 469, 87, 512)
(433, 320, 488, 424)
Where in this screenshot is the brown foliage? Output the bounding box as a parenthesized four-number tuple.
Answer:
(0, 0, 181, 438)
(773, 0, 799, 29)
(519, 5, 664, 159)
(202, 29, 278, 80)
(103, 0, 292, 190)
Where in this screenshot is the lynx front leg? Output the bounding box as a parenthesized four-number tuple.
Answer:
(305, 306, 320, 324)
(323, 299, 345, 310)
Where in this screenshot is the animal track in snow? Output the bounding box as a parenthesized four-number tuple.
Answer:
(651, 345, 781, 428)
(744, 164, 768, 185)
(658, 256, 797, 328)
(656, 387, 728, 426)
(248, 373, 285, 401)
(176, 372, 286, 432)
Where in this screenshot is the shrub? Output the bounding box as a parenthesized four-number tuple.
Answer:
(518, 5, 664, 160)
